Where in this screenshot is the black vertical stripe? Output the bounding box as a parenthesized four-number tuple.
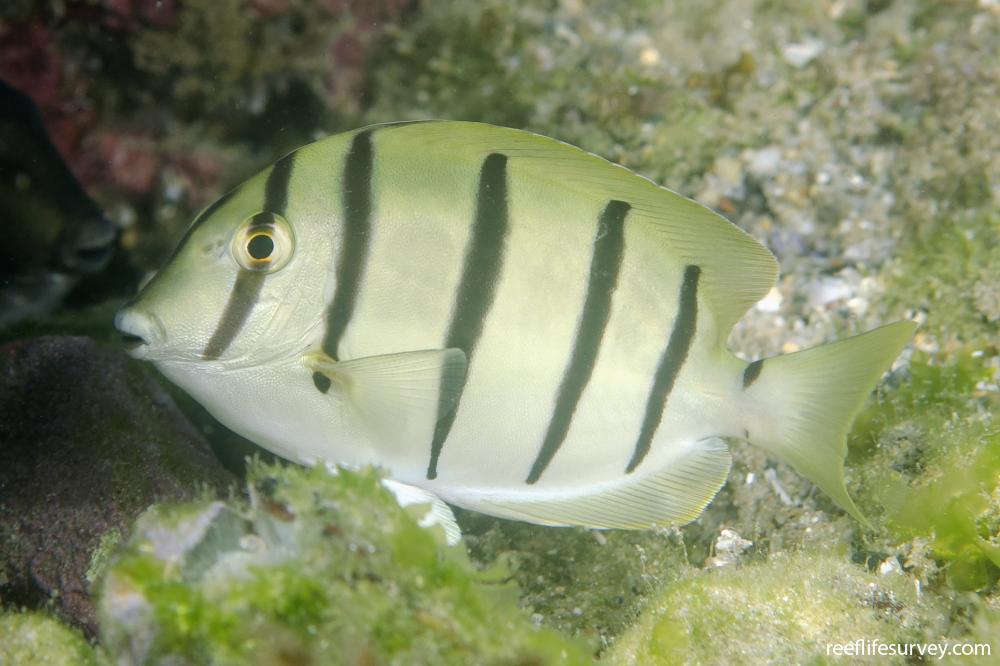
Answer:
(265, 151, 295, 214)
(170, 187, 240, 263)
(626, 264, 700, 473)
(742, 359, 764, 389)
(426, 152, 509, 480)
(128, 186, 242, 310)
(314, 130, 375, 392)
(525, 200, 630, 484)
(202, 153, 296, 360)
(202, 272, 266, 359)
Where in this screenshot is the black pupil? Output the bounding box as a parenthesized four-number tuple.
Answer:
(247, 234, 274, 260)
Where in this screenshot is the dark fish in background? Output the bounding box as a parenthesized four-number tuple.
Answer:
(0, 79, 116, 327)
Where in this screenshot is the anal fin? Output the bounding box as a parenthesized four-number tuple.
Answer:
(477, 437, 732, 529)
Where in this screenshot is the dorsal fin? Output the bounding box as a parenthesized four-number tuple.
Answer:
(372, 120, 778, 339)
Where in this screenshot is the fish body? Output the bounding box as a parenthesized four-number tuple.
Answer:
(116, 121, 913, 531)
(1, 80, 116, 326)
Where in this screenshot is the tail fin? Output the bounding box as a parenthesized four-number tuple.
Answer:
(743, 321, 916, 527)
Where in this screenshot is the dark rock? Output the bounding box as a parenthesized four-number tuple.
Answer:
(0, 336, 235, 636)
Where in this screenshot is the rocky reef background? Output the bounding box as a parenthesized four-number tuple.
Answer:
(1, 0, 997, 664)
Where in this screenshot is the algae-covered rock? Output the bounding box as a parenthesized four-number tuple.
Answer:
(607, 550, 946, 665)
(852, 351, 1000, 592)
(883, 213, 1000, 353)
(0, 611, 100, 665)
(955, 599, 1000, 666)
(461, 513, 692, 651)
(0, 336, 236, 635)
(98, 461, 589, 665)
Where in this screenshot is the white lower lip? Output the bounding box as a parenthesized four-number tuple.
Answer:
(115, 307, 163, 358)
(121, 340, 152, 360)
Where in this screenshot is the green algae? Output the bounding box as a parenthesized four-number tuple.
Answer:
(884, 213, 1000, 350)
(461, 514, 691, 651)
(605, 550, 946, 666)
(368, 2, 539, 130)
(851, 352, 1000, 592)
(85, 528, 122, 587)
(98, 461, 590, 665)
(953, 598, 1000, 666)
(0, 611, 101, 665)
(366, 0, 753, 189)
(128, 0, 353, 131)
(850, 209, 1000, 594)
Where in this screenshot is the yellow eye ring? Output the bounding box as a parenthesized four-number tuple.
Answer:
(232, 211, 294, 272)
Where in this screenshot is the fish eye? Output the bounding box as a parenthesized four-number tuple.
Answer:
(247, 234, 274, 260)
(232, 212, 294, 272)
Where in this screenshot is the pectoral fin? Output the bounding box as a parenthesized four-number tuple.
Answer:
(302, 348, 467, 442)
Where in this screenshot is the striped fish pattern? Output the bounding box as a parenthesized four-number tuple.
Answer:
(116, 121, 915, 533)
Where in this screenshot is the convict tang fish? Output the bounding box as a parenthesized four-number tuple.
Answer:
(115, 121, 914, 539)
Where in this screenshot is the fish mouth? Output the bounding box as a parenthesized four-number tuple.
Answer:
(120, 332, 148, 351)
(114, 306, 163, 358)
(60, 217, 118, 273)
(71, 242, 115, 271)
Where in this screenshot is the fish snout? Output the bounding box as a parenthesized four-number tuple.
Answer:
(114, 305, 165, 356)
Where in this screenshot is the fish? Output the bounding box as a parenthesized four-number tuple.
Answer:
(0, 79, 117, 327)
(115, 121, 915, 539)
